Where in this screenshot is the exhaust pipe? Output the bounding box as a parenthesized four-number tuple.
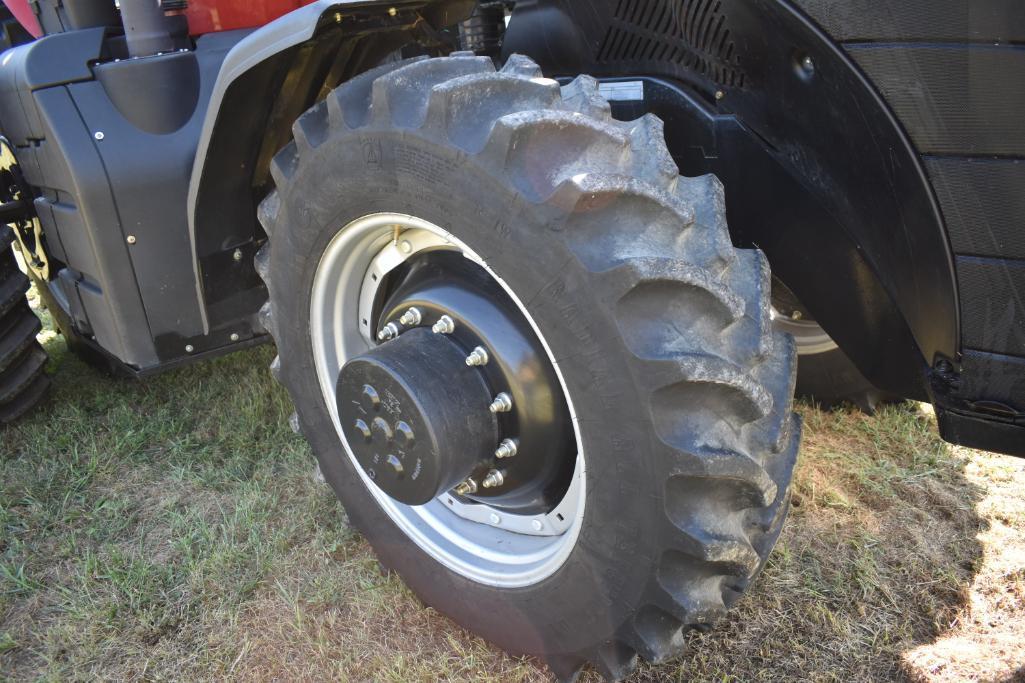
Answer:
(119, 0, 174, 58)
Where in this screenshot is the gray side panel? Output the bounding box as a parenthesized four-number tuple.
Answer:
(28, 87, 158, 366)
(69, 33, 240, 343)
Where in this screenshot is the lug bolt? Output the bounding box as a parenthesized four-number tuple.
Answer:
(482, 469, 505, 489)
(531, 519, 544, 532)
(488, 392, 513, 413)
(377, 321, 400, 341)
(399, 307, 422, 326)
(495, 438, 518, 459)
(385, 454, 403, 474)
(233, 248, 243, 262)
(454, 478, 478, 495)
(465, 346, 489, 367)
(353, 418, 372, 442)
(432, 315, 455, 334)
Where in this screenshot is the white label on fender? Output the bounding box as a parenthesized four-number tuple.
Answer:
(599, 81, 645, 102)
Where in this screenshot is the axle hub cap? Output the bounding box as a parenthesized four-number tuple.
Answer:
(337, 328, 499, 505)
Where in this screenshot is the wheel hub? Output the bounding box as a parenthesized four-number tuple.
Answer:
(312, 212, 586, 587)
(337, 327, 499, 506)
(337, 250, 575, 515)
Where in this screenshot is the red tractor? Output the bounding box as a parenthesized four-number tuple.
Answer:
(1, 0, 1022, 679)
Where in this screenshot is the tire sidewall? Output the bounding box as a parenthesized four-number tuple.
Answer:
(270, 126, 667, 654)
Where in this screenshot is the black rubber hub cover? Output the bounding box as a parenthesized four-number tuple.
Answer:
(337, 327, 499, 505)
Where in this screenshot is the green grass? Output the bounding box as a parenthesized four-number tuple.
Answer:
(1, 303, 1023, 681)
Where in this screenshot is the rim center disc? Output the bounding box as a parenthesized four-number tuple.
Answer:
(336, 327, 499, 506)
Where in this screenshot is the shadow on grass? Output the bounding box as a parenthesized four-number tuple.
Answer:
(614, 401, 990, 683)
(3, 319, 1014, 682)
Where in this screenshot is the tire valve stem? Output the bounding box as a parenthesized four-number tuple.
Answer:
(377, 322, 400, 342)
(488, 392, 513, 414)
(482, 470, 505, 489)
(465, 346, 489, 367)
(454, 478, 478, 495)
(399, 307, 422, 326)
(495, 438, 518, 459)
(432, 315, 455, 334)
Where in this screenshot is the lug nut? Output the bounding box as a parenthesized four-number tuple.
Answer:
(465, 346, 489, 367)
(377, 322, 400, 341)
(454, 478, 478, 495)
(495, 438, 518, 459)
(482, 470, 505, 489)
(399, 307, 422, 326)
(385, 454, 403, 474)
(432, 315, 455, 334)
(488, 392, 513, 414)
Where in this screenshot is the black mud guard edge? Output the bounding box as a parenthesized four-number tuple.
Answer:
(186, 0, 473, 335)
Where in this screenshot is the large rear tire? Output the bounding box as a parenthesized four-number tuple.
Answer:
(0, 226, 50, 424)
(258, 54, 800, 680)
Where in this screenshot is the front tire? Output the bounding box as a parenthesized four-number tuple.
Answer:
(258, 54, 799, 680)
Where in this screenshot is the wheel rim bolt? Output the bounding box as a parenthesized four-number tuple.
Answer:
(488, 392, 513, 413)
(399, 307, 422, 326)
(377, 322, 400, 342)
(454, 478, 477, 495)
(495, 438, 518, 459)
(432, 315, 455, 334)
(465, 346, 489, 367)
(482, 470, 505, 489)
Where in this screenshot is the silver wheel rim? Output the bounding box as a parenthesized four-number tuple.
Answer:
(771, 308, 838, 356)
(310, 212, 585, 588)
